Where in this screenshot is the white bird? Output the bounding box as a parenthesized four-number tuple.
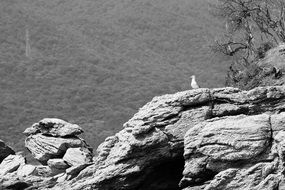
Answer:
(190, 75, 200, 89)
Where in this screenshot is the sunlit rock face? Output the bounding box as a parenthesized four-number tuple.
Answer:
(0, 119, 93, 190)
(46, 86, 285, 190)
(24, 118, 92, 164)
(2, 86, 285, 189)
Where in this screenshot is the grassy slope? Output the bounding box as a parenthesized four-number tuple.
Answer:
(0, 0, 228, 152)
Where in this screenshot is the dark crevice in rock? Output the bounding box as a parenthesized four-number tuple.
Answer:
(179, 169, 217, 189)
(161, 113, 181, 123)
(5, 181, 30, 190)
(97, 156, 185, 190)
(212, 98, 242, 105)
(269, 115, 274, 145)
(212, 105, 250, 118)
(181, 102, 210, 112)
(250, 98, 285, 114)
(250, 96, 285, 105)
(135, 156, 185, 190)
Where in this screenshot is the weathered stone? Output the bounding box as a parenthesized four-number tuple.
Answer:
(25, 134, 88, 163)
(48, 158, 69, 170)
(123, 88, 211, 137)
(181, 114, 271, 187)
(24, 118, 83, 137)
(45, 86, 285, 190)
(185, 114, 271, 161)
(0, 140, 15, 163)
(204, 162, 280, 190)
(271, 112, 285, 136)
(0, 154, 25, 176)
(63, 147, 93, 166)
(35, 165, 53, 177)
(66, 163, 91, 180)
(17, 164, 36, 177)
(35, 165, 64, 177)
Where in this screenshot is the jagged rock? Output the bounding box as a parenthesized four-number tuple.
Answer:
(46, 86, 285, 189)
(0, 139, 15, 163)
(65, 163, 92, 180)
(24, 118, 83, 137)
(0, 154, 25, 176)
(17, 164, 36, 177)
(48, 158, 69, 170)
(35, 165, 64, 177)
(179, 112, 285, 189)
(0, 172, 31, 190)
(0, 171, 57, 190)
(180, 114, 272, 187)
(63, 147, 93, 166)
(35, 165, 53, 177)
(25, 134, 89, 163)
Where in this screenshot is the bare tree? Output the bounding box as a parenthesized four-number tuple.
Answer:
(213, 0, 285, 58)
(211, 0, 285, 89)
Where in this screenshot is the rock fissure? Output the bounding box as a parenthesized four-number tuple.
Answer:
(4, 86, 285, 189)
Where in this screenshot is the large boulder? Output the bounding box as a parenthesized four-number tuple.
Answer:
(24, 118, 83, 137)
(63, 147, 93, 166)
(180, 114, 272, 187)
(0, 154, 25, 176)
(48, 158, 69, 170)
(24, 119, 92, 164)
(50, 86, 285, 190)
(25, 134, 89, 163)
(0, 139, 15, 163)
(17, 164, 37, 177)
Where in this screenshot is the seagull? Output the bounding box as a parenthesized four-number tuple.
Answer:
(190, 75, 200, 89)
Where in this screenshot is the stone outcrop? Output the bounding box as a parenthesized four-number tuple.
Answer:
(25, 134, 88, 163)
(24, 118, 93, 164)
(24, 118, 83, 137)
(48, 158, 69, 170)
(0, 153, 51, 190)
(0, 139, 15, 163)
(51, 86, 285, 190)
(0, 119, 93, 190)
(0, 154, 25, 176)
(17, 164, 37, 177)
(63, 147, 93, 166)
(4, 86, 285, 189)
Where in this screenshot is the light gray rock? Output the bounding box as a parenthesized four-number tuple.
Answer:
(0, 139, 15, 163)
(66, 163, 92, 180)
(17, 164, 36, 177)
(35, 165, 64, 177)
(50, 86, 285, 190)
(25, 134, 88, 163)
(185, 114, 271, 161)
(24, 118, 83, 137)
(48, 158, 69, 170)
(203, 163, 281, 190)
(0, 154, 25, 176)
(63, 147, 92, 166)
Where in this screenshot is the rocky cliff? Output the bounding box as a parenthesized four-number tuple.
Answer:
(2, 86, 285, 190)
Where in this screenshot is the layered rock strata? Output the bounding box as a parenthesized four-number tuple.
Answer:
(24, 118, 93, 165)
(0, 119, 93, 189)
(54, 86, 285, 190)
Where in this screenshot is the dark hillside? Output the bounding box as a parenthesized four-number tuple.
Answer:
(0, 0, 228, 152)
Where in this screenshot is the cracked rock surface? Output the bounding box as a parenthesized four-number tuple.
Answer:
(24, 118, 92, 164)
(35, 86, 285, 189)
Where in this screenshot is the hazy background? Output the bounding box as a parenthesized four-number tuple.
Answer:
(0, 0, 229, 152)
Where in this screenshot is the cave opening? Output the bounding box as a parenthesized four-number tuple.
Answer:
(136, 156, 185, 190)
